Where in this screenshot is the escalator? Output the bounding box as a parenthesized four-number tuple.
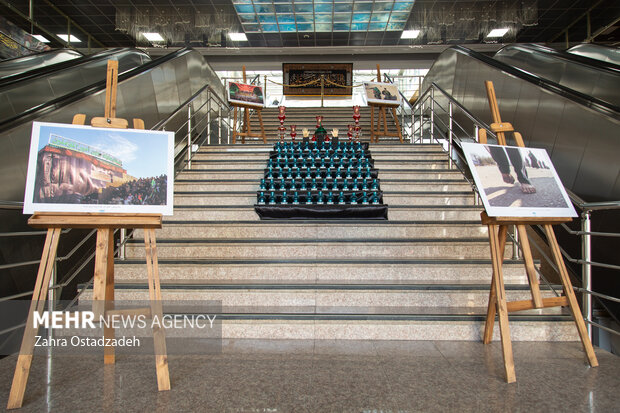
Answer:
(421, 44, 620, 201)
(567, 43, 620, 66)
(494, 43, 620, 109)
(0, 48, 83, 79)
(0, 48, 151, 125)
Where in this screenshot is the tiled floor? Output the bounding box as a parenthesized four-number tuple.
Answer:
(0, 340, 618, 412)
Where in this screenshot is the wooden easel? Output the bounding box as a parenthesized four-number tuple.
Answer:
(369, 64, 403, 143)
(478, 81, 598, 383)
(231, 65, 267, 144)
(7, 61, 170, 410)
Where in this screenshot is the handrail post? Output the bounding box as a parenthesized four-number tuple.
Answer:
(448, 101, 453, 168)
(512, 225, 520, 260)
(474, 125, 479, 143)
(419, 101, 424, 144)
(218, 106, 222, 145)
(207, 89, 211, 145)
(120, 228, 126, 260)
(430, 87, 435, 144)
(582, 210, 593, 340)
(187, 103, 192, 169)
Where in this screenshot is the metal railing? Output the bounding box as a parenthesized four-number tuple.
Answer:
(411, 81, 620, 341)
(0, 82, 230, 340)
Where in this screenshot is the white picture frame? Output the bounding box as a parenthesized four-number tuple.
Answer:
(23, 122, 174, 215)
(461, 142, 577, 218)
(363, 81, 402, 106)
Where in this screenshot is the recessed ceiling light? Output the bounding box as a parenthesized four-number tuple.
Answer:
(487, 28, 509, 38)
(142, 32, 164, 42)
(33, 35, 50, 43)
(57, 34, 81, 42)
(229, 32, 248, 41)
(401, 30, 420, 39)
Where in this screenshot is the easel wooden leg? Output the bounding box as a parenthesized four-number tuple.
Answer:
(144, 229, 171, 391)
(483, 225, 507, 344)
(7, 228, 61, 410)
(392, 107, 403, 143)
(544, 225, 598, 367)
(517, 225, 543, 308)
(104, 230, 115, 364)
(488, 224, 516, 383)
(381, 107, 388, 137)
(232, 107, 238, 144)
(243, 108, 250, 144)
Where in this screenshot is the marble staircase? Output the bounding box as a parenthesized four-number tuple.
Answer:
(85, 143, 578, 341)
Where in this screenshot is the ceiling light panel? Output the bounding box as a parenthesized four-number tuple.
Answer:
(231, 1, 416, 33)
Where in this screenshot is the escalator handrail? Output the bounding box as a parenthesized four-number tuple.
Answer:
(0, 48, 82, 66)
(498, 43, 620, 75)
(450, 45, 620, 119)
(0, 47, 146, 89)
(0, 48, 195, 135)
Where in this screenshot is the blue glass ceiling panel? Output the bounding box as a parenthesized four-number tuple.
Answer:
(277, 14, 296, 23)
(232, 1, 415, 34)
(354, 3, 373, 12)
(234, 4, 255, 14)
(353, 13, 371, 22)
(369, 22, 387, 31)
(297, 23, 314, 31)
(315, 3, 333, 13)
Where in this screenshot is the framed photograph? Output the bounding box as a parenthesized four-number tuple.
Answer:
(363, 82, 401, 106)
(23, 122, 174, 215)
(461, 142, 576, 218)
(227, 81, 264, 108)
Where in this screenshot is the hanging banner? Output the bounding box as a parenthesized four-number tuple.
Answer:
(283, 63, 353, 96)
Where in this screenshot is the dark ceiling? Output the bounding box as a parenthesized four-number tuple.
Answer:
(2, 0, 620, 49)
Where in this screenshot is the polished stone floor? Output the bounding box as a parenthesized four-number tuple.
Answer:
(0, 340, 618, 412)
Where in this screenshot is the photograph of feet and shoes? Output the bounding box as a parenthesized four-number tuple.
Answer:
(0, 0, 619, 411)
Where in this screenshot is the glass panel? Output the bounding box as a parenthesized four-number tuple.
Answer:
(390, 12, 410, 21)
(334, 13, 352, 22)
(275, 4, 293, 13)
(315, 14, 332, 23)
(371, 13, 390, 22)
(258, 14, 277, 23)
(368, 22, 387, 31)
(334, 4, 352, 13)
(261, 24, 279, 32)
(253, 0, 272, 3)
(333, 23, 350, 31)
(350, 22, 368, 31)
(232, 0, 252, 3)
(242, 24, 261, 32)
(315, 23, 332, 32)
(254, 4, 275, 14)
(374, 2, 394, 12)
(353, 2, 373, 12)
(315, 3, 333, 13)
(297, 23, 314, 32)
(386, 21, 406, 30)
(295, 14, 312, 23)
(234, 4, 255, 14)
(279, 24, 297, 32)
(238, 14, 257, 23)
(352, 13, 371, 22)
(294, 4, 313, 13)
(277, 14, 296, 23)
(392, 2, 414, 12)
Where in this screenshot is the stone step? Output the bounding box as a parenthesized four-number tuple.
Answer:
(56, 316, 579, 341)
(134, 221, 488, 239)
(172, 192, 475, 206)
(124, 238, 509, 260)
(173, 180, 471, 193)
(169, 205, 483, 221)
(80, 283, 559, 310)
(176, 169, 465, 181)
(113, 258, 528, 284)
(182, 159, 450, 170)
(189, 152, 449, 162)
